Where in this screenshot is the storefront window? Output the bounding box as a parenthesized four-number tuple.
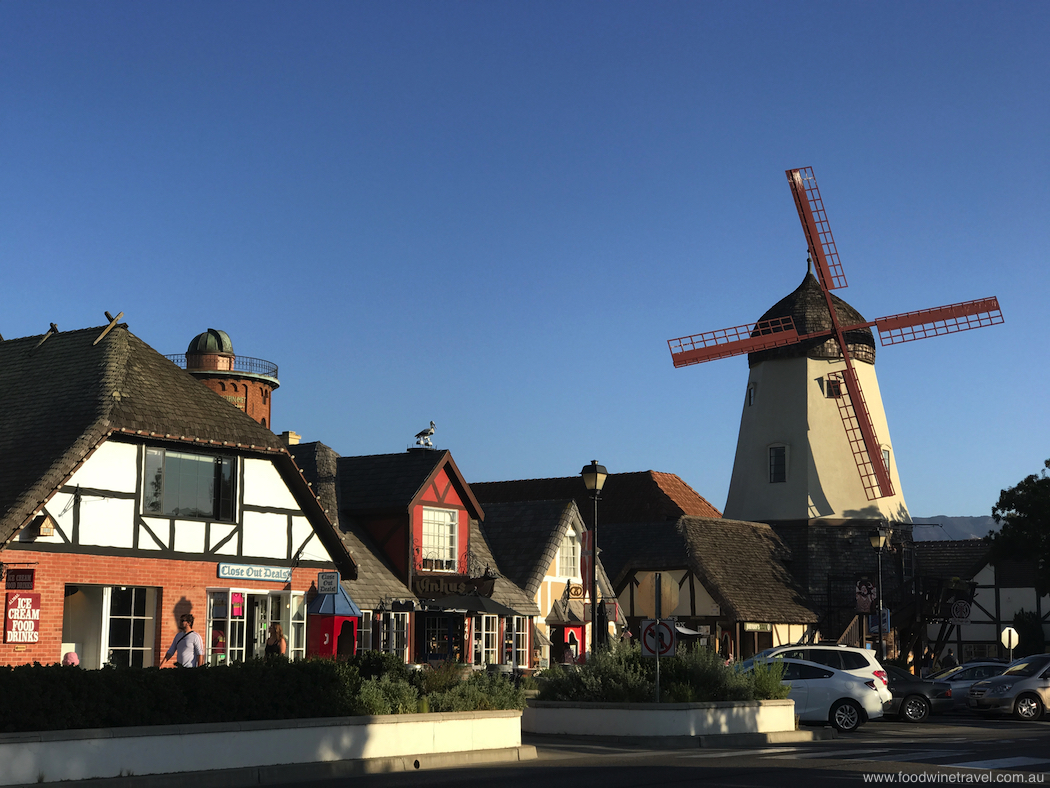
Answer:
(513, 616, 529, 669)
(480, 614, 498, 665)
(105, 587, 155, 668)
(206, 589, 304, 663)
(358, 611, 373, 653)
(289, 593, 306, 660)
(381, 612, 409, 662)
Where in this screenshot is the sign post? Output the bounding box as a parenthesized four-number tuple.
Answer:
(1001, 626, 1019, 662)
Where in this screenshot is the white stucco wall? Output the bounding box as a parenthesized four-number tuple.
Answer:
(523, 700, 794, 737)
(724, 355, 910, 523)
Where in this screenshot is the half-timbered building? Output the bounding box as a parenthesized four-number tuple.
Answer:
(0, 323, 355, 668)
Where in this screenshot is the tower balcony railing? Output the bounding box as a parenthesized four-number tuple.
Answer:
(165, 353, 279, 379)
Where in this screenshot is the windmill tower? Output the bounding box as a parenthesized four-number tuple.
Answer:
(667, 167, 1003, 636)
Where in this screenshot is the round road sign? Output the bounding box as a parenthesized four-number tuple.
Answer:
(641, 620, 675, 657)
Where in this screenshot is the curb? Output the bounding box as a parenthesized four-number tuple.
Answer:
(11, 746, 538, 788)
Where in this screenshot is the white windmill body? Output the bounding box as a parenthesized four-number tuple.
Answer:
(722, 270, 911, 525)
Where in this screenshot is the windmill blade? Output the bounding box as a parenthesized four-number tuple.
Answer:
(827, 370, 895, 500)
(668, 316, 800, 368)
(787, 167, 848, 291)
(874, 297, 1003, 345)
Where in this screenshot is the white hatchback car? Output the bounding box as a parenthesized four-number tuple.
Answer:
(751, 644, 893, 706)
(770, 658, 885, 732)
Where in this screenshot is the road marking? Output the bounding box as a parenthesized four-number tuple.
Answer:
(683, 747, 807, 759)
(770, 748, 892, 759)
(951, 756, 1050, 771)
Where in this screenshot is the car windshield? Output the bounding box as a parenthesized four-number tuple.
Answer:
(1003, 658, 1050, 677)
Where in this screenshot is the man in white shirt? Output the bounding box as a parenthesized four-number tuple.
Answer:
(162, 613, 205, 667)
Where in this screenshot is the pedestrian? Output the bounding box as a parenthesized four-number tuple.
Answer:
(162, 613, 205, 667)
(942, 648, 958, 669)
(62, 651, 80, 667)
(265, 623, 287, 658)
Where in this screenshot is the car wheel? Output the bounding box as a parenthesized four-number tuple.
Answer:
(1014, 693, 1044, 721)
(830, 699, 863, 732)
(901, 695, 930, 723)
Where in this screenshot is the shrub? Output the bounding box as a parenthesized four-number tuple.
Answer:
(428, 671, 525, 712)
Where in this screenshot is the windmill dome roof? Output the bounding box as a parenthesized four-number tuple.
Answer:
(186, 328, 234, 355)
(748, 269, 875, 367)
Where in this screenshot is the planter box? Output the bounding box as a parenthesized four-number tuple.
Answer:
(0, 710, 524, 786)
(523, 699, 795, 738)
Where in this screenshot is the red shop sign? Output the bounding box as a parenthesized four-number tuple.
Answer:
(5, 592, 41, 644)
(5, 569, 35, 590)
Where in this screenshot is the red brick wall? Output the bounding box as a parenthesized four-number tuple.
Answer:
(196, 378, 274, 429)
(0, 549, 317, 667)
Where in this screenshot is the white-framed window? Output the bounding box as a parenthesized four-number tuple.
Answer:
(882, 448, 891, 475)
(381, 612, 409, 662)
(358, 610, 373, 653)
(558, 530, 579, 577)
(421, 507, 458, 572)
(103, 587, 156, 668)
(512, 616, 528, 668)
(480, 614, 498, 665)
(144, 447, 236, 521)
(769, 445, 787, 483)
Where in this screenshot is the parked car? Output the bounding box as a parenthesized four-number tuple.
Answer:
(882, 664, 954, 722)
(968, 654, 1050, 720)
(926, 661, 1008, 708)
(743, 644, 892, 706)
(767, 658, 884, 732)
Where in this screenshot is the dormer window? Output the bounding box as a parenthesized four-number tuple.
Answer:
(558, 530, 580, 577)
(421, 507, 457, 572)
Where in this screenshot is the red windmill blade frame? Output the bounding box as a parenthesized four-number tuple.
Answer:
(668, 167, 1004, 501)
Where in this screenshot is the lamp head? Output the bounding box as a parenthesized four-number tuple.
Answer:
(581, 460, 608, 493)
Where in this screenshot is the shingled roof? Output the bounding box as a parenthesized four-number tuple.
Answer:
(599, 516, 819, 624)
(0, 324, 355, 576)
(468, 519, 540, 616)
(914, 540, 992, 581)
(472, 470, 721, 531)
(337, 450, 483, 518)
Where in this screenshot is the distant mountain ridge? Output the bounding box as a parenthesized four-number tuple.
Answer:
(911, 515, 999, 542)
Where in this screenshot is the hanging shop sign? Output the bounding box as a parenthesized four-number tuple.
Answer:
(5, 569, 35, 590)
(217, 563, 292, 583)
(5, 592, 41, 644)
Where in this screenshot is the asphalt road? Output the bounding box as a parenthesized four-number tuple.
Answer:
(281, 714, 1050, 788)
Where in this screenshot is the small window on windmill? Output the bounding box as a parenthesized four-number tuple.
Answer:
(825, 378, 842, 398)
(769, 446, 787, 484)
(882, 449, 891, 475)
(747, 385, 756, 406)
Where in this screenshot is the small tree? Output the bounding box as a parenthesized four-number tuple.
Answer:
(987, 458, 1050, 596)
(1012, 610, 1046, 658)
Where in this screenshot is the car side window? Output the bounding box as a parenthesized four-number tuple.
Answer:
(973, 666, 994, 679)
(799, 664, 834, 680)
(781, 662, 802, 681)
(805, 650, 842, 669)
(840, 653, 868, 670)
(779, 650, 805, 661)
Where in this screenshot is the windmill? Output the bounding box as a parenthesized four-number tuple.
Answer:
(668, 167, 1003, 521)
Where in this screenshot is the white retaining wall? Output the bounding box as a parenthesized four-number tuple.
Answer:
(0, 710, 522, 786)
(523, 699, 795, 737)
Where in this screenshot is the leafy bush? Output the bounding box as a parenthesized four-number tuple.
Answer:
(537, 641, 789, 703)
(0, 656, 522, 733)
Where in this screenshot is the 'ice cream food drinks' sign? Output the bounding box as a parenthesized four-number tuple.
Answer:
(5, 593, 41, 644)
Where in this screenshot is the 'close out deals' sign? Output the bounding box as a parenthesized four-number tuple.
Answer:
(5, 592, 41, 643)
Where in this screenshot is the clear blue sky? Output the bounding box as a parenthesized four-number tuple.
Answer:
(2, 2, 1046, 518)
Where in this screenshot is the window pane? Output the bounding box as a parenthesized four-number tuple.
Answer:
(110, 587, 133, 616)
(133, 588, 146, 617)
(144, 449, 164, 513)
(109, 618, 132, 648)
(109, 650, 130, 668)
(132, 618, 146, 647)
(769, 447, 786, 483)
(131, 650, 144, 669)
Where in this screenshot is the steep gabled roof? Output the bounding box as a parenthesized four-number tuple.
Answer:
(468, 519, 540, 616)
(337, 450, 483, 519)
(599, 516, 819, 624)
(915, 540, 992, 581)
(472, 470, 721, 531)
(478, 500, 580, 597)
(0, 325, 355, 577)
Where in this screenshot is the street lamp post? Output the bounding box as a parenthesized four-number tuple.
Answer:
(869, 525, 889, 660)
(581, 460, 608, 656)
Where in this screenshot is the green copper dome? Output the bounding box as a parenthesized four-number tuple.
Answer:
(186, 328, 234, 355)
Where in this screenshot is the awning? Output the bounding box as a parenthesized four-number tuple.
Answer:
(532, 624, 553, 648)
(307, 583, 363, 617)
(545, 598, 587, 626)
(429, 594, 524, 617)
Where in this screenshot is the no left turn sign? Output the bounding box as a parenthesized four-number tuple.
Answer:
(641, 619, 675, 657)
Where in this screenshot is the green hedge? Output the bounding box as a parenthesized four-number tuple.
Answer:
(537, 641, 790, 703)
(0, 656, 524, 733)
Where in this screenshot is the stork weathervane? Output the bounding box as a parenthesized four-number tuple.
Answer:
(667, 167, 1004, 502)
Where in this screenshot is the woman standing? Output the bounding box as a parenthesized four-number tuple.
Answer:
(265, 623, 287, 658)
